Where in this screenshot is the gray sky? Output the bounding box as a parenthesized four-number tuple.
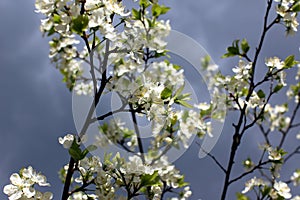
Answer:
(1, 0, 300, 199)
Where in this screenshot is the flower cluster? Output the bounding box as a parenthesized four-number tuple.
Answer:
(270, 181, 292, 199)
(291, 169, 300, 186)
(287, 63, 300, 103)
(3, 166, 52, 200)
(242, 177, 293, 199)
(31, 0, 300, 200)
(264, 103, 290, 131)
(275, 0, 299, 35)
(57, 152, 191, 200)
(96, 118, 137, 150)
(241, 177, 267, 194)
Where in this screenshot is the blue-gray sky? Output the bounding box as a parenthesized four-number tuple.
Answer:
(1, 0, 300, 199)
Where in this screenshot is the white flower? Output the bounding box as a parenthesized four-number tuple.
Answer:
(74, 81, 94, 96)
(194, 103, 211, 110)
(3, 183, 22, 200)
(265, 57, 284, 70)
(22, 166, 50, 186)
(71, 192, 89, 200)
(182, 186, 192, 199)
(178, 110, 201, 147)
(291, 169, 300, 186)
(232, 60, 252, 79)
(35, 0, 55, 15)
(267, 147, 282, 161)
(125, 156, 154, 175)
(58, 134, 74, 149)
(3, 166, 52, 200)
(264, 104, 289, 131)
(242, 177, 266, 194)
(36, 191, 54, 200)
(104, 0, 129, 16)
(274, 181, 292, 199)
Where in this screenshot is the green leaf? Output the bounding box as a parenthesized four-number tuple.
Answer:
(181, 110, 189, 122)
(241, 38, 250, 54)
(257, 89, 265, 98)
(68, 139, 84, 161)
(161, 87, 173, 99)
(177, 176, 188, 187)
(222, 40, 240, 58)
(173, 64, 181, 70)
(99, 123, 109, 133)
(82, 146, 98, 160)
(47, 26, 56, 36)
(147, 18, 155, 28)
(261, 186, 271, 197)
(201, 55, 211, 69)
(174, 84, 185, 99)
(123, 129, 134, 139)
(222, 52, 236, 58)
(139, 0, 151, 8)
(292, 2, 300, 12)
(273, 84, 284, 93)
(53, 14, 61, 23)
(141, 171, 160, 186)
(132, 8, 141, 20)
(236, 193, 250, 200)
(71, 15, 89, 34)
(152, 4, 170, 17)
(175, 100, 193, 108)
(153, 51, 167, 58)
(284, 55, 296, 68)
(86, 144, 97, 152)
(228, 47, 239, 55)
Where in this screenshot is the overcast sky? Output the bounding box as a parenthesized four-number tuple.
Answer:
(1, 0, 300, 199)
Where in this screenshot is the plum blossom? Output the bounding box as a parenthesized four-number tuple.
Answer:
(3, 166, 52, 200)
(73, 81, 94, 96)
(291, 169, 300, 186)
(58, 134, 74, 149)
(264, 103, 290, 131)
(267, 147, 283, 161)
(232, 60, 252, 80)
(241, 177, 267, 194)
(273, 181, 292, 199)
(265, 56, 284, 70)
(275, 0, 299, 35)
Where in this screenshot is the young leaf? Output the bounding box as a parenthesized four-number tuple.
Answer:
(257, 89, 265, 98)
(86, 144, 97, 152)
(241, 38, 250, 54)
(273, 84, 284, 93)
(222, 40, 240, 58)
(292, 2, 300, 12)
(174, 84, 185, 99)
(53, 14, 61, 23)
(139, 0, 151, 8)
(173, 64, 181, 70)
(236, 193, 250, 200)
(132, 8, 141, 20)
(284, 55, 296, 68)
(175, 100, 193, 108)
(71, 15, 89, 34)
(152, 4, 170, 17)
(141, 171, 160, 187)
(68, 139, 83, 161)
(177, 176, 188, 187)
(161, 87, 173, 99)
